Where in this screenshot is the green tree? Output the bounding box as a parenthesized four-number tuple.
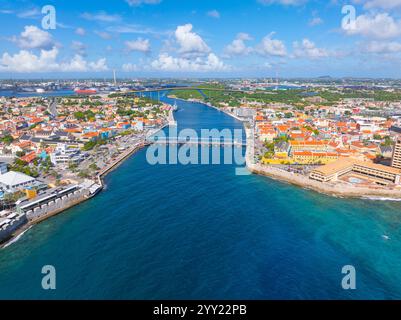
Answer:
(373, 134, 382, 140)
(74, 111, 86, 120)
(0, 134, 14, 145)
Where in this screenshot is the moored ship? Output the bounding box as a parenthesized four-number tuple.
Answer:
(74, 88, 98, 94)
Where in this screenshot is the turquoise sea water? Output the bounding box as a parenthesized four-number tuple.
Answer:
(1, 97, 401, 299)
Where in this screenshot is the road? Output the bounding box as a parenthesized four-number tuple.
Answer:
(48, 98, 58, 118)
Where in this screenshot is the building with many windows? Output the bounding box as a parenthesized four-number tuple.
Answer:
(392, 137, 401, 169)
(0, 171, 36, 192)
(310, 158, 401, 185)
(50, 143, 85, 166)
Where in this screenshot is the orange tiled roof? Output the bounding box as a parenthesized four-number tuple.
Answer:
(65, 128, 82, 133)
(82, 131, 99, 138)
(20, 151, 37, 163)
(293, 151, 337, 157)
(290, 140, 327, 146)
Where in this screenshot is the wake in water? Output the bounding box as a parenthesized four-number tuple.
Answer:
(382, 235, 391, 241)
(2, 226, 32, 248)
(362, 196, 401, 202)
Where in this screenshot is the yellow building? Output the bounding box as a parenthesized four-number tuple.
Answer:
(262, 158, 294, 165)
(25, 188, 37, 199)
(292, 151, 338, 164)
(290, 140, 328, 152)
(275, 151, 289, 158)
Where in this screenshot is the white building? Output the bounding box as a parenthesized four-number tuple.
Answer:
(0, 171, 36, 192)
(50, 143, 84, 166)
(132, 121, 144, 132)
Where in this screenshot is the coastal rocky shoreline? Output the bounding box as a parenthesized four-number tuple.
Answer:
(247, 163, 401, 200)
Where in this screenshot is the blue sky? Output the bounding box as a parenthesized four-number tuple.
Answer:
(1, 0, 401, 78)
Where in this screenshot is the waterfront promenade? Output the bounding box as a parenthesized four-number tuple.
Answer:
(97, 141, 147, 185)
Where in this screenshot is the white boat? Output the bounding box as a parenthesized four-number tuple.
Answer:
(172, 100, 178, 111)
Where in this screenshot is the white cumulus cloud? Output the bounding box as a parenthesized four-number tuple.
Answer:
(12, 25, 54, 50)
(125, 38, 151, 53)
(175, 24, 211, 57)
(224, 33, 253, 57)
(257, 33, 287, 57)
(150, 53, 229, 72)
(362, 40, 401, 53)
(344, 13, 401, 39)
(0, 47, 108, 73)
(293, 38, 328, 59)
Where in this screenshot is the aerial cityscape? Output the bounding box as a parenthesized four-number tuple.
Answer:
(2, 0, 401, 303)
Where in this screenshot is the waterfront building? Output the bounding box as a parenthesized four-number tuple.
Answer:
(0, 171, 36, 192)
(391, 137, 401, 169)
(289, 140, 328, 153)
(16, 184, 94, 221)
(310, 158, 401, 185)
(0, 210, 28, 244)
(293, 151, 338, 164)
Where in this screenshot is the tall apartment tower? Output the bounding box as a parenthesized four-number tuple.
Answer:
(392, 137, 401, 169)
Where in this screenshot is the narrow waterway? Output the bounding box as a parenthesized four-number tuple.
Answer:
(1, 96, 401, 299)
